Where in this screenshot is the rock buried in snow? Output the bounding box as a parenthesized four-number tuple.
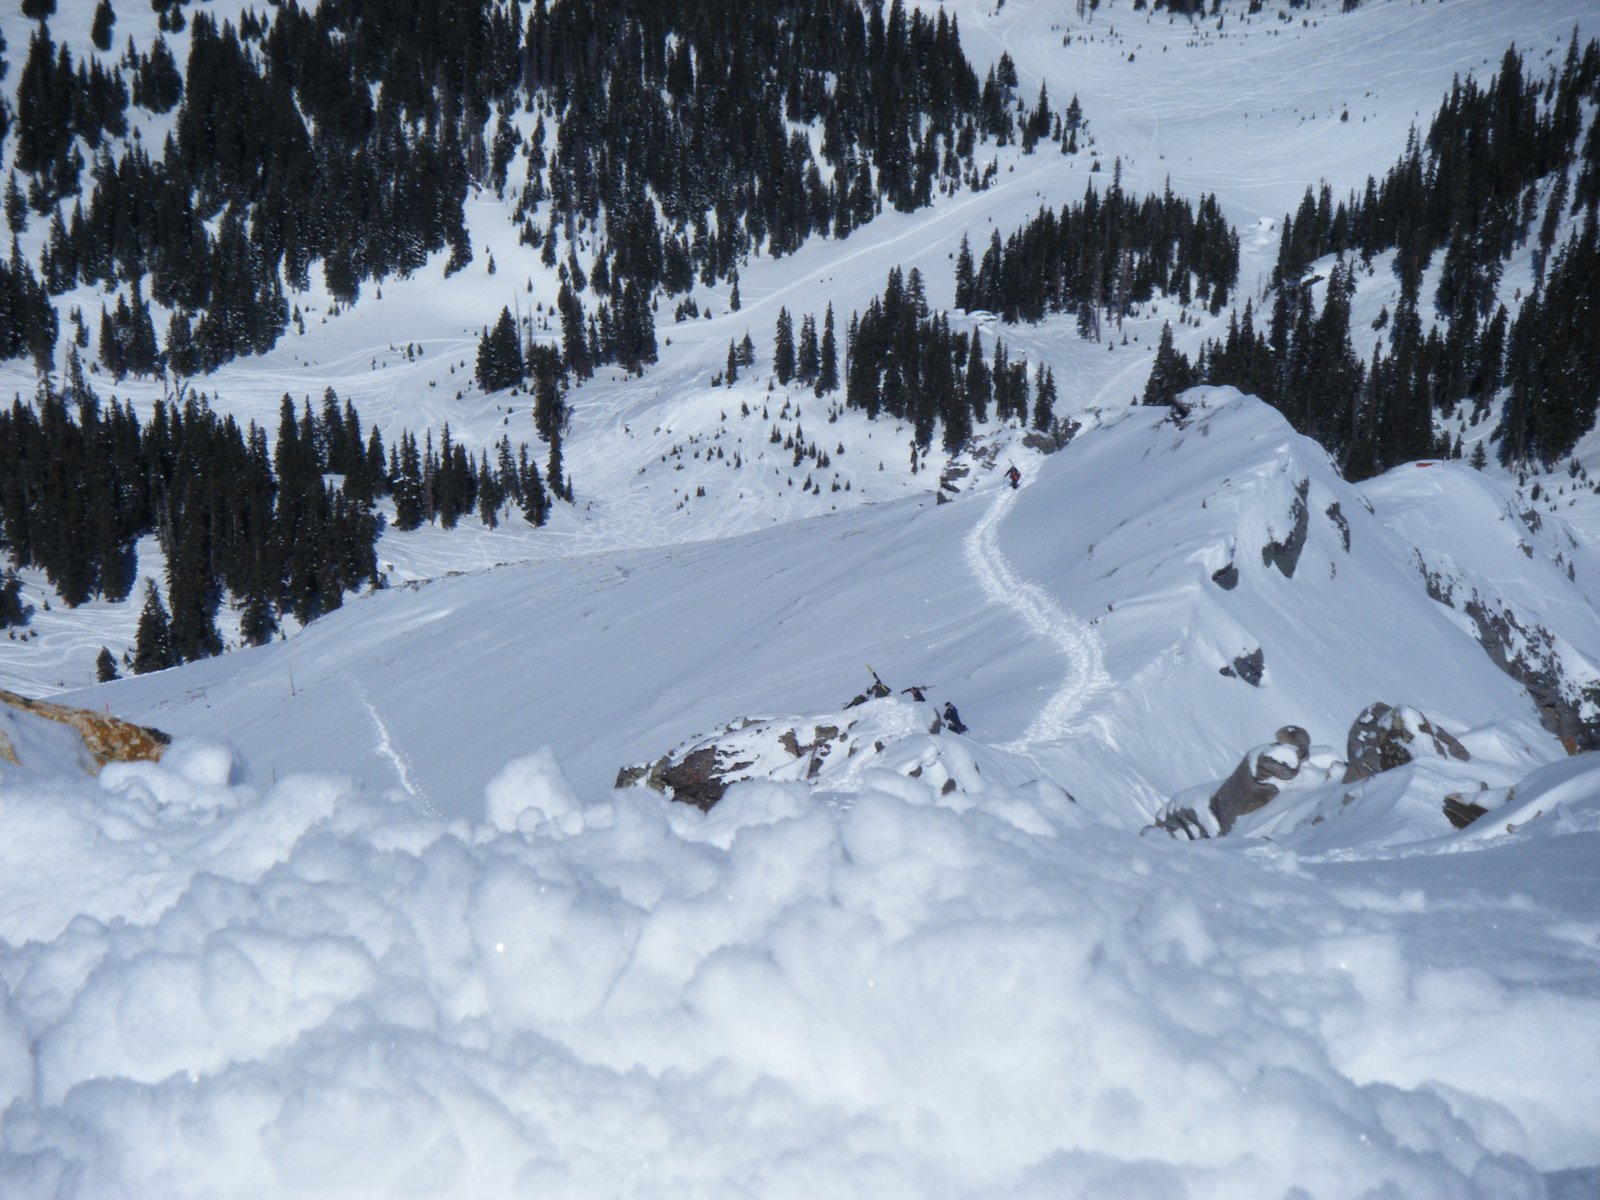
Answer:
(616, 714, 852, 810)
(1219, 647, 1264, 686)
(1443, 793, 1491, 830)
(1343, 702, 1469, 784)
(615, 698, 993, 811)
(1209, 728, 1311, 834)
(0, 688, 171, 773)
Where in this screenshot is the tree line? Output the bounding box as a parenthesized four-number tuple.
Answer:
(3, 0, 1045, 385)
(1145, 35, 1600, 477)
(837, 267, 1057, 453)
(0, 368, 570, 662)
(955, 164, 1239, 331)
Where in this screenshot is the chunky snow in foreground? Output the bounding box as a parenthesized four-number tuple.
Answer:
(3, 1, 1600, 1195)
(3, 725, 1599, 1200)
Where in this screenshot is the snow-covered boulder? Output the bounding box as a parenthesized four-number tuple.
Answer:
(1343, 701, 1470, 784)
(0, 689, 170, 776)
(615, 697, 1010, 810)
(1157, 724, 1327, 837)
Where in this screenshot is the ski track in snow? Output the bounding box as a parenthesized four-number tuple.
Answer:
(965, 477, 1109, 748)
(357, 685, 438, 817)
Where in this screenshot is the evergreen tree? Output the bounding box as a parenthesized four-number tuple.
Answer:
(1033, 365, 1057, 431)
(132, 580, 173, 674)
(90, 0, 115, 52)
(95, 645, 118, 681)
(954, 235, 976, 310)
(239, 590, 277, 647)
(475, 306, 522, 392)
(817, 305, 839, 395)
(797, 314, 819, 384)
(167, 490, 222, 663)
(774, 307, 795, 385)
(1143, 322, 1193, 407)
(3, 174, 25, 235)
(547, 428, 567, 502)
(0, 569, 29, 629)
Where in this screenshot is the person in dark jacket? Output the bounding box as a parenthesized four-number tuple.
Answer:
(942, 701, 968, 734)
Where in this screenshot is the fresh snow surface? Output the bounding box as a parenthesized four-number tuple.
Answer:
(3, 718, 1600, 1199)
(5, 389, 1599, 1198)
(4, 1, 1600, 1196)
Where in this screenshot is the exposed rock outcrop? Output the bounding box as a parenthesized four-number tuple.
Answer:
(1461, 598, 1600, 752)
(1260, 479, 1310, 578)
(1158, 724, 1311, 838)
(0, 689, 171, 772)
(616, 715, 851, 810)
(1343, 702, 1468, 784)
(1325, 502, 1351, 552)
(617, 697, 1006, 812)
(1219, 647, 1264, 686)
(1443, 793, 1491, 830)
(1416, 559, 1600, 753)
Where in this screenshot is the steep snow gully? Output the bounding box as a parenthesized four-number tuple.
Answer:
(964, 475, 1109, 747)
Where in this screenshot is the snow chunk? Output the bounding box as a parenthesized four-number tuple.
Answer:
(483, 748, 584, 837)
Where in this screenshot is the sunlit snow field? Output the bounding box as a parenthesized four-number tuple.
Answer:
(3, 1, 1600, 1197)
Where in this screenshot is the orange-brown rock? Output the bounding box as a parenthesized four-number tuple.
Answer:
(0, 689, 170, 771)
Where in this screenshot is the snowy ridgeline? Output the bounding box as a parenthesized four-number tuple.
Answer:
(2, 711, 1600, 1200)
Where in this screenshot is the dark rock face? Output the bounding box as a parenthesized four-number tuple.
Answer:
(1157, 725, 1311, 838)
(614, 712, 859, 810)
(1416, 559, 1600, 754)
(1209, 739, 1303, 834)
(1325, 502, 1351, 552)
(1343, 702, 1470, 784)
(657, 747, 743, 811)
(1443, 794, 1490, 829)
(1261, 479, 1310, 579)
(1275, 725, 1311, 761)
(1462, 598, 1600, 752)
(1021, 419, 1078, 454)
(1220, 647, 1264, 687)
(1211, 562, 1239, 590)
(938, 463, 970, 495)
(1154, 805, 1209, 840)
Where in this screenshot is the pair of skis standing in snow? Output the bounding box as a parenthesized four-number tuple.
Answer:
(844, 667, 967, 734)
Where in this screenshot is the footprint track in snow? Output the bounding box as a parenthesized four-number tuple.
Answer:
(964, 476, 1109, 748)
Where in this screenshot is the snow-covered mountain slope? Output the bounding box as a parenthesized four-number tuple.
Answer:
(4, 4, 1600, 1195)
(4, 0, 1594, 697)
(4, 632, 1600, 1198)
(45, 389, 1571, 832)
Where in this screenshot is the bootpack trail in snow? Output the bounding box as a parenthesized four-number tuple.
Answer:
(356, 683, 439, 818)
(964, 474, 1109, 749)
